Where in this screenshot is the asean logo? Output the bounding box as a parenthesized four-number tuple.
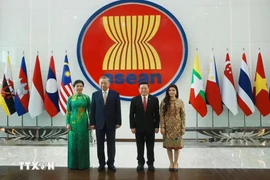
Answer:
(77, 0, 188, 100)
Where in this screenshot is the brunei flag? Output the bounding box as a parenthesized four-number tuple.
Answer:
(44, 56, 60, 117)
(0, 56, 16, 116)
(189, 52, 207, 117)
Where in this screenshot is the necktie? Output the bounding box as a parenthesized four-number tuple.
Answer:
(143, 96, 147, 112)
(103, 91, 107, 105)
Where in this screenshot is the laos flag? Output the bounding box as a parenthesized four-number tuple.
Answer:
(44, 56, 60, 117)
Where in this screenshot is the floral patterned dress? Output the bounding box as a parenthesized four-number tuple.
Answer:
(160, 99, 186, 149)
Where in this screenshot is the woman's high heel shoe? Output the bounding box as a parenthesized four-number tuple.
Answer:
(169, 163, 174, 171)
(173, 163, 178, 172)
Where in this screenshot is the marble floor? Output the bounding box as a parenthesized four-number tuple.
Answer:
(0, 141, 270, 169)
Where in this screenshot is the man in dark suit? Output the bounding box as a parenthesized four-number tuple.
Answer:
(90, 76, 121, 172)
(129, 82, 160, 171)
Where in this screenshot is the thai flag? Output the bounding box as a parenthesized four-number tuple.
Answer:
(59, 55, 73, 115)
(14, 56, 29, 116)
(237, 53, 255, 116)
(44, 56, 60, 117)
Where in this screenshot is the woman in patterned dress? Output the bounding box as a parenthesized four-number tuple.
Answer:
(66, 80, 91, 169)
(160, 84, 186, 172)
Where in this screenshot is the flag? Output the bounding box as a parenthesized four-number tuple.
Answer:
(59, 55, 73, 115)
(205, 54, 223, 115)
(28, 55, 44, 118)
(189, 52, 207, 117)
(221, 53, 238, 115)
(44, 56, 60, 117)
(237, 53, 255, 116)
(0, 56, 16, 115)
(253, 52, 270, 116)
(14, 56, 29, 116)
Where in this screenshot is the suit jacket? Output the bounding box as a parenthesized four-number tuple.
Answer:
(129, 94, 160, 133)
(90, 89, 121, 130)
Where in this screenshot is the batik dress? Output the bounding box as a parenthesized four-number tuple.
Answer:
(160, 99, 186, 149)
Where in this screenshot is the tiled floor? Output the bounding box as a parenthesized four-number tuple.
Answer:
(0, 141, 269, 169)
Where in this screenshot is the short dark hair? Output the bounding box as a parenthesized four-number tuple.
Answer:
(138, 81, 148, 88)
(73, 79, 84, 87)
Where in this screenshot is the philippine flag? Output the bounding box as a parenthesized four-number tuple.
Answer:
(14, 56, 29, 116)
(44, 56, 60, 117)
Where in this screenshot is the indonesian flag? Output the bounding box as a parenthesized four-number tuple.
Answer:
(221, 53, 238, 115)
(189, 52, 207, 117)
(205, 53, 223, 115)
(253, 52, 270, 116)
(28, 55, 44, 118)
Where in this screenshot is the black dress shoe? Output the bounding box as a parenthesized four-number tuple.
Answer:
(108, 165, 116, 172)
(98, 166, 105, 172)
(148, 165, 155, 171)
(169, 168, 174, 172)
(136, 165, 144, 171)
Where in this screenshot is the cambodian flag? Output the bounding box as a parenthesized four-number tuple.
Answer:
(44, 56, 60, 117)
(14, 56, 29, 116)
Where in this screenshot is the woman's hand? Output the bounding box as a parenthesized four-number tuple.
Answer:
(161, 128, 165, 135)
(66, 124, 71, 131)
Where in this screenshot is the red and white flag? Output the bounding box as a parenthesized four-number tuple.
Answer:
(28, 55, 44, 118)
(221, 53, 238, 115)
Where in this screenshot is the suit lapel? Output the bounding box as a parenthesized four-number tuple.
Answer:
(146, 95, 151, 112)
(99, 90, 105, 106)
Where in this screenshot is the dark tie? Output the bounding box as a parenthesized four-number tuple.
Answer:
(143, 96, 147, 112)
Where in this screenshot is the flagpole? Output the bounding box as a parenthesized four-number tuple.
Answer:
(6, 115, 9, 139)
(7, 52, 10, 137)
(36, 117, 38, 126)
(260, 114, 262, 127)
(51, 117, 53, 126)
(243, 115, 246, 127)
(212, 109, 214, 127)
(196, 112, 198, 142)
(21, 115, 24, 126)
(227, 109, 230, 127)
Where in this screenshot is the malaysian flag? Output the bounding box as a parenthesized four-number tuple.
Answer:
(59, 55, 73, 115)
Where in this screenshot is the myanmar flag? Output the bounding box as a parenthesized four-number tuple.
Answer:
(189, 52, 207, 117)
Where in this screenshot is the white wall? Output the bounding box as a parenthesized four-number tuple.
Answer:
(0, 0, 270, 139)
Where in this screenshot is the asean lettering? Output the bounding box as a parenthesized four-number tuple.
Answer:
(104, 73, 162, 84)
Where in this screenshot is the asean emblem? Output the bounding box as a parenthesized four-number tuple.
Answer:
(77, 0, 188, 100)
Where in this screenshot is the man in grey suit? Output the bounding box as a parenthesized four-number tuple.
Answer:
(90, 76, 121, 172)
